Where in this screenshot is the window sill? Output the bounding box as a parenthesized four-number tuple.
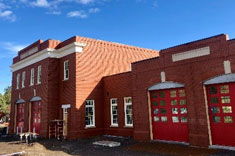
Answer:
(37, 83, 41, 85)
(63, 79, 69, 82)
(29, 84, 34, 87)
(110, 125, 119, 128)
(124, 125, 133, 128)
(85, 125, 96, 129)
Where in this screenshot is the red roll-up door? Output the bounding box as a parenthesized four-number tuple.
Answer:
(31, 101, 41, 134)
(150, 88, 189, 142)
(206, 83, 235, 146)
(16, 103, 24, 133)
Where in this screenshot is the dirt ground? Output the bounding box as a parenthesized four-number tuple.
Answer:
(0, 135, 235, 156)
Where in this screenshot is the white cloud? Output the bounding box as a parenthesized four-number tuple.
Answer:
(67, 10, 88, 18)
(0, 10, 16, 22)
(31, 0, 50, 8)
(75, 0, 95, 5)
(0, 42, 27, 59)
(89, 8, 100, 13)
(0, 10, 12, 17)
(0, 2, 16, 22)
(1, 42, 27, 53)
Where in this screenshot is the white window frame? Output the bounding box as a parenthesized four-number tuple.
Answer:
(110, 98, 118, 127)
(16, 73, 20, 89)
(124, 97, 133, 127)
(85, 100, 95, 128)
(22, 71, 25, 88)
(30, 68, 34, 86)
(37, 65, 42, 84)
(64, 60, 69, 80)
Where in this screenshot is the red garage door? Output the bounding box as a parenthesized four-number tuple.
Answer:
(17, 103, 24, 133)
(31, 101, 41, 134)
(206, 83, 235, 146)
(150, 88, 189, 142)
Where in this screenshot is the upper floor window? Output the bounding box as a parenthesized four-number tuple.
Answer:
(124, 97, 133, 127)
(30, 68, 34, 86)
(110, 98, 118, 126)
(85, 100, 95, 128)
(22, 71, 25, 88)
(16, 73, 20, 89)
(64, 60, 69, 80)
(37, 65, 42, 84)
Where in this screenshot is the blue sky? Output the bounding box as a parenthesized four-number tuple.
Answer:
(0, 0, 235, 93)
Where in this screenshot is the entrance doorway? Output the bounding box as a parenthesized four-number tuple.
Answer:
(206, 83, 235, 146)
(150, 88, 189, 142)
(31, 101, 41, 134)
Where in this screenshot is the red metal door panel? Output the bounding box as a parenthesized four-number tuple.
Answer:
(17, 103, 24, 133)
(31, 101, 41, 134)
(206, 83, 235, 146)
(150, 88, 189, 142)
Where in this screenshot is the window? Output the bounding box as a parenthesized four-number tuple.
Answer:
(64, 60, 69, 80)
(224, 116, 233, 123)
(178, 89, 186, 97)
(170, 90, 176, 97)
(160, 108, 167, 114)
(172, 108, 178, 114)
(16, 73, 20, 89)
(222, 106, 232, 113)
(210, 97, 219, 104)
(110, 98, 118, 126)
(209, 86, 217, 94)
(160, 100, 166, 106)
(172, 116, 179, 123)
(154, 108, 159, 114)
(180, 108, 187, 114)
(161, 116, 167, 122)
(211, 107, 220, 113)
(221, 96, 230, 103)
(171, 99, 177, 105)
(180, 99, 186, 105)
(22, 72, 25, 88)
(159, 91, 165, 98)
(85, 100, 95, 127)
(153, 101, 158, 106)
(154, 116, 159, 122)
(37, 65, 42, 84)
(152, 92, 157, 98)
(220, 85, 229, 94)
(181, 117, 188, 123)
(124, 97, 133, 127)
(30, 68, 34, 85)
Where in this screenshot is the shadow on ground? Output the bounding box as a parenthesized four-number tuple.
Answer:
(0, 135, 235, 156)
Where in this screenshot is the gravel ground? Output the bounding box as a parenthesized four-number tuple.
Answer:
(0, 135, 235, 156)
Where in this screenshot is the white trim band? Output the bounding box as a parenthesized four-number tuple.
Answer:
(62, 104, 71, 109)
(11, 42, 85, 72)
(172, 47, 210, 62)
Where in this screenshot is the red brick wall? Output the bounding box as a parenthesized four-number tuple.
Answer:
(58, 53, 77, 139)
(70, 37, 158, 139)
(10, 36, 158, 140)
(131, 34, 235, 147)
(10, 58, 50, 137)
(103, 72, 133, 137)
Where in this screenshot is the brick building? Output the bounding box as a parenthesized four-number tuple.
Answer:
(10, 34, 235, 148)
